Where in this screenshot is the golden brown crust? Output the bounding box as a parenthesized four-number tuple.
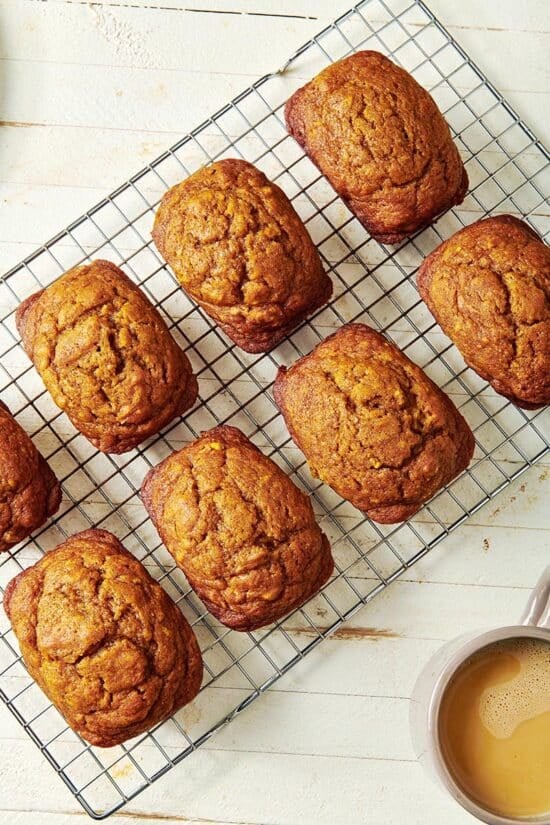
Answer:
(152, 159, 332, 352)
(3, 529, 203, 747)
(0, 400, 61, 552)
(273, 324, 474, 523)
(285, 50, 468, 243)
(141, 425, 333, 630)
(15, 260, 198, 453)
(417, 215, 550, 409)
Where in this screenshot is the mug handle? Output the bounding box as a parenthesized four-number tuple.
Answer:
(520, 566, 550, 628)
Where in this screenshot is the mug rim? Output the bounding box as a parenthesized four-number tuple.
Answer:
(428, 624, 550, 825)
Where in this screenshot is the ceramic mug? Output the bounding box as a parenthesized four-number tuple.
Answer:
(409, 566, 550, 825)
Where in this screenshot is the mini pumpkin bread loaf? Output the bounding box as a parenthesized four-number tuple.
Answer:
(0, 401, 61, 552)
(16, 260, 198, 453)
(417, 215, 550, 409)
(273, 324, 474, 523)
(141, 425, 333, 630)
(152, 159, 332, 352)
(4, 529, 203, 747)
(285, 50, 468, 243)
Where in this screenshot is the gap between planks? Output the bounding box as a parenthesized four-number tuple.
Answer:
(36, 0, 317, 21)
(0, 808, 268, 824)
(0, 809, 257, 824)
(0, 736, 417, 763)
(0, 681, 413, 700)
(19, 0, 550, 35)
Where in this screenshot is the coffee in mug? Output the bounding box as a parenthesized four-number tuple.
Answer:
(438, 636, 550, 819)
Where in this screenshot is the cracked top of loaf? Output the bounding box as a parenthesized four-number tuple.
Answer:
(417, 215, 550, 409)
(274, 323, 474, 523)
(15, 260, 198, 453)
(0, 400, 61, 552)
(285, 50, 468, 243)
(3, 529, 203, 747)
(141, 425, 333, 630)
(152, 159, 332, 352)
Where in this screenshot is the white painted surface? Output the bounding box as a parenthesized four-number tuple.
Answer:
(0, 1, 548, 824)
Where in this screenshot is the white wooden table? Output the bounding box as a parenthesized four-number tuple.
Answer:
(0, 1, 548, 824)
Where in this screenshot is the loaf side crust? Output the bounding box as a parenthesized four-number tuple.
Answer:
(0, 400, 61, 552)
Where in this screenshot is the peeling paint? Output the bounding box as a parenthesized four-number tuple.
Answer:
(90, 5, 156, 67)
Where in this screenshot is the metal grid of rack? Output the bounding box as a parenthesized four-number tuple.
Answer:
(0, 0, 548, 818)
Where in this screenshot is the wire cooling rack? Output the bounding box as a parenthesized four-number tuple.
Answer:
(0, 0, 549, 818)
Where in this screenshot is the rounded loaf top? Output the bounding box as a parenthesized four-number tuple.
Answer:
(15, 260, 198, 453)
(274, 323, 475, 523)
(4, 528, 203, 747)
(141, 425, 334, 630)
(152, 158, 332, 352)
(285, 50, 467, 243)
(417, 215, 550, 409)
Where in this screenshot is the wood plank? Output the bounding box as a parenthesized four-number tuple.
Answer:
(1, 6, 547, 93)
(0, 738, 484, 824)
(396, 519, 550, 586)
(23, 0, 550, 34)
(0, 2, 322, 75)
(0, 61, 255, 131)
(8, 813, 250, 825)
(6, 57, 545, 135)
(0, 690, 413, 759)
